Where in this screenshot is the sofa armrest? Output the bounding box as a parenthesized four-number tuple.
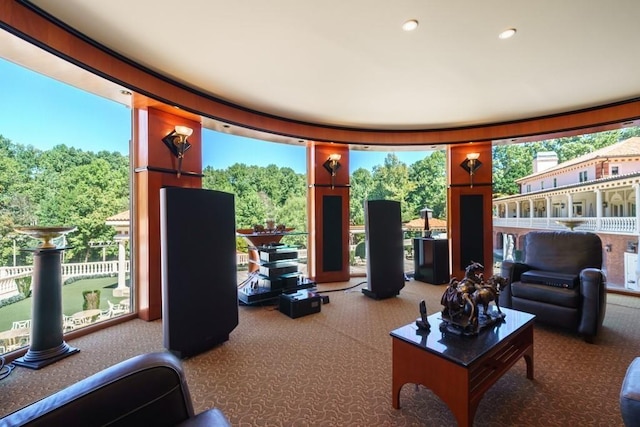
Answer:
(500, 261, 530, 283)
(578, 268, 607, 340)
(499, 261, 530, 308)
(176, 408, 231, 427)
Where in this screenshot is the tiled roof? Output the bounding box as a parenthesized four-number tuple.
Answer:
(105, 210, 130, 222)
(405, 217, 447, 230)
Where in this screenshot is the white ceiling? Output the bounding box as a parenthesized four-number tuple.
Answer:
(20, 1, 640, 133)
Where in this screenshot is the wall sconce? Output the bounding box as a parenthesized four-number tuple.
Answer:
(603, 201, 608, 208)
(162, 125, 193, 178)
(460, 152, 481, 187)
(561, 203, 565, 209)
(323, 153, 342, 189)
(605, 244, 612, 252)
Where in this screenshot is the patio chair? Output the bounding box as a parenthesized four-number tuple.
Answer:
(108, 300, 127, 316)
(11, 319, 31, 330)
(97, 307, 112, 321)
(63, 315, 76, 332)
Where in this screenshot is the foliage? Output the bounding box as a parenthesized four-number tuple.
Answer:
(0, 294, 25, 309)
(0, 136, 129, 266)
(82, 289, 101, 310)
(15, 276, 32, 297)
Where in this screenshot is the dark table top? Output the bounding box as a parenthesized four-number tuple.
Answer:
(390, 307, 535, 367)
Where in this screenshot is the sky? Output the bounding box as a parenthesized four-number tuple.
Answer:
(0, 58, 431, 174)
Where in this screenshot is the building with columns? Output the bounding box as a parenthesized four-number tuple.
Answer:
(493, 137, 640, 291)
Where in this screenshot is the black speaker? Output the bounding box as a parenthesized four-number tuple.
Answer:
(460, 195, 484, 270)
(362, 200, 405, 299)
(160, 187, 239, 358)
(322, 195, 343, 272)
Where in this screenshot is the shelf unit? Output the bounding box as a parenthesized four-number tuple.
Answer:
(238, 244, 315, 305)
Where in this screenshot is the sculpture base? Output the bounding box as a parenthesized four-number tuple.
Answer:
(440, 309, 506, 337)
(13, 342, 80, 370)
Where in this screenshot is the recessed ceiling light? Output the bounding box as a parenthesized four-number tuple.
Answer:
(402, 19, 419, 32)
(498, 28, 517, 39)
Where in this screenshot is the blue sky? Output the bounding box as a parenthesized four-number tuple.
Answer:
(0, 58, 431, 174)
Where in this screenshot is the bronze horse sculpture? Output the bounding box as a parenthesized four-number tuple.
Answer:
(440, 262, 508, 335)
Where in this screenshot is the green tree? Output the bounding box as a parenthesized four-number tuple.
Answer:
(370, 154, 416, 221)
(407, 150, 447, 219)
(349, 168, 374, 225)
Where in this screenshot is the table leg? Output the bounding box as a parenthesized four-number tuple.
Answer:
(524, 349, 534, 380)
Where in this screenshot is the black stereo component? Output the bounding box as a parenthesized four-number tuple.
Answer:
(279, 289, 321, 318)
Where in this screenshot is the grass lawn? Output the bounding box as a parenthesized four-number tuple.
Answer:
(0, 276, 130, 331)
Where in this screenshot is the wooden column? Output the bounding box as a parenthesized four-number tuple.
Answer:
(133, 105, 202, 321)
(447, 143, 493, 280)
(307, 143, 350, 283)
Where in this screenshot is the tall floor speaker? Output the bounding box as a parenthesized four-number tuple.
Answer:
(160, 187, 238, 358)
(362, 200, 405, 299)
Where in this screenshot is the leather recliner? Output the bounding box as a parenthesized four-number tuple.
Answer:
(0, 351, 231, 427)
(499, 230, 607, 342)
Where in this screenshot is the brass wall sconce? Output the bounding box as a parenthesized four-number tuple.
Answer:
(323, 153, 342, 189)
(162, 125, 193, 178)
(460, 152, 481, 187)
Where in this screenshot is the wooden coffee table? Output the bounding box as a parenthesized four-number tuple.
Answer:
(390, 307, 535, 427)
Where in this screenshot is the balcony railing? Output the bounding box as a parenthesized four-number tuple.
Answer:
(0, 251, 310, 301)
(493, 216, 638, 234)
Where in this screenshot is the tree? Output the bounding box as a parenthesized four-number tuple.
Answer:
(349, 168, 374, 225)
(370, 154, 416, 221)
(407, 151, 447, 219)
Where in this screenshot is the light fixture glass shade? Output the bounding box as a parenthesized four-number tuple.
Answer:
(174, 125, 193, 137)
(328, 153, 341, 162)
(466, 152, 480, 160)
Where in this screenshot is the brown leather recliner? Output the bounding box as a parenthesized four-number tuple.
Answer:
(499, 230, 607, 342)
(0, 351, 231, 426)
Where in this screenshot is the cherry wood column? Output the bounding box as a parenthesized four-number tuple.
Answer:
(447, 143, 493, 280)
(307, 143, 350, 283)
(133, 105, 202, 321)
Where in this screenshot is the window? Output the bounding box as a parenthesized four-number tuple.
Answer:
(579, 171, 588, 182)
(553, 178, 557, 187)
(526, 184, 531, 193)
(612, 166, 619, 175)
(0, 56, 132, 355)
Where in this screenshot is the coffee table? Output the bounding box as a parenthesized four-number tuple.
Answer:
(390, 307, 535, 427)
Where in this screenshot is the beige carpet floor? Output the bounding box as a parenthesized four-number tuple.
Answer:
(1, 279, 639, 426)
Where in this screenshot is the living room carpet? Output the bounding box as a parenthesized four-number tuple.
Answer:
(1, 279, 638, 426)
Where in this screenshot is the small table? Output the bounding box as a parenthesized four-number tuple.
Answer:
(390, 307, 535, 427)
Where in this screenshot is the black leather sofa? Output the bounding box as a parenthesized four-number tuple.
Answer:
(0, 352, 230, 426)
(500, 230, 607, 342)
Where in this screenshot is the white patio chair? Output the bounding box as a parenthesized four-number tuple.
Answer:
(108, 300, 127, 316)
(12, 319, 31, 330)
(63, 315, 76, 332)
(97, 307, 112, 321)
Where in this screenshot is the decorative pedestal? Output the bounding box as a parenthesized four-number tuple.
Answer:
(13, 227, 79, 369)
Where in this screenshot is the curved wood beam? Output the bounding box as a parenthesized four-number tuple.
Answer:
(2, 1, 640, 146)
